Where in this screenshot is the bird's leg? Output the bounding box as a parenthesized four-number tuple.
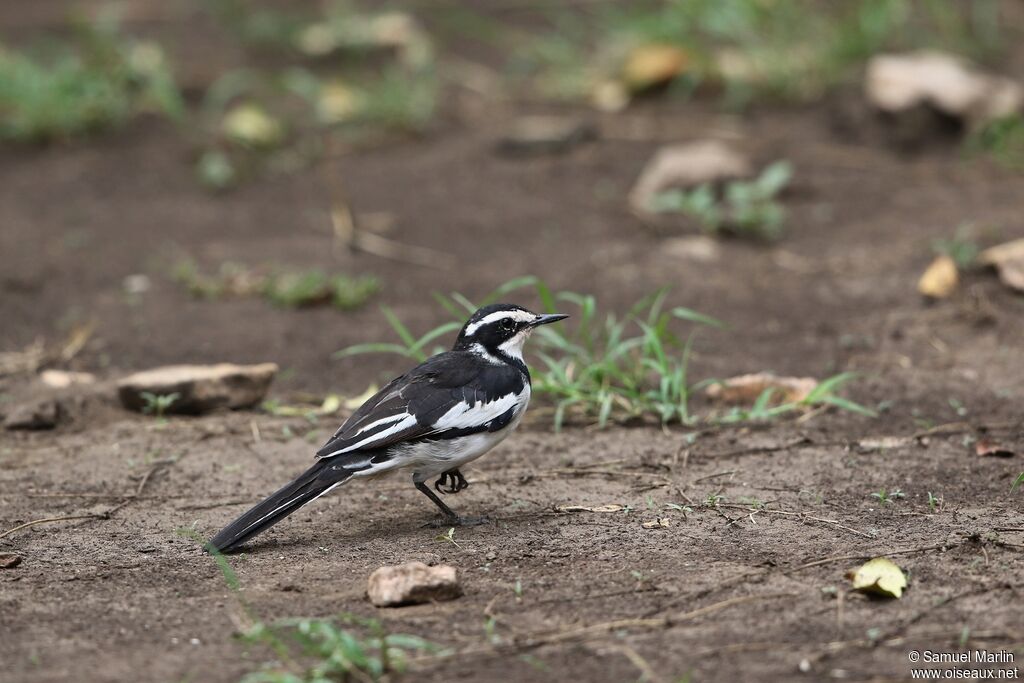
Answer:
(433, 468, 469, 495)
(414, 478, 487, 527)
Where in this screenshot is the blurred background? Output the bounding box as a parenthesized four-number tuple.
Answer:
(4, 4, 1024, 682)
(2, 0, 1023, 405)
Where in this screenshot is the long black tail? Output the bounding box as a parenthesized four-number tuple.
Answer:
(208, 460, 350, 554)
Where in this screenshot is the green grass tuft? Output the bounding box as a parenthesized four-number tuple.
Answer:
(650, 161, 792, 240)
(0, 13, 182, 142)
(336, 277, 873, 429)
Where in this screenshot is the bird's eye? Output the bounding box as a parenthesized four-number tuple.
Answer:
(501, 319, 514, 331)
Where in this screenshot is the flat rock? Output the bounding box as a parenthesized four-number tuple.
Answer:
(629, 140, 752, 214)
(3, 398, 60, 430)
(367, 561, 462, 607)
(117, 363, 278, 415)
(865, 52, 1023, 127)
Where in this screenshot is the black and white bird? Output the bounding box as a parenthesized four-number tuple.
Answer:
(208, 303, 567, 553)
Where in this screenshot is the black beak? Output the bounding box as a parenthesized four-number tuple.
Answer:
(531, 313, 569, 327)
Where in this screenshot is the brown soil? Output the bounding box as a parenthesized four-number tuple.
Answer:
(2, 3, 1024, 682)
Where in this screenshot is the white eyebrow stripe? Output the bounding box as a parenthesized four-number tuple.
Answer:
(463, 310, 534, 336)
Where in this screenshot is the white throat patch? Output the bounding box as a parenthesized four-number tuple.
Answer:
(497, 327, 532, 361)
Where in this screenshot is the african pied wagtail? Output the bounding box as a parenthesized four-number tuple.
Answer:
(209, 304, 567, 553)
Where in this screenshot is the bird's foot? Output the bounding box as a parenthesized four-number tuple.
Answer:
(423, 515, 489, 529)
(433, 469, 470, 495)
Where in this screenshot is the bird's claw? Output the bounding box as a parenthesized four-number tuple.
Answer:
(434, 469, 469, 495)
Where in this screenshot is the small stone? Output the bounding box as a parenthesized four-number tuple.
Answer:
(662, 236, 721, 263)
(3, 398, 60, 430)
(0, 554, 23, 568)
(123, 274, 151, 295)
(495, 116, 597, 157)
(855, 436, 912, 453)
(629, 140, 752, 214)
(117, 363, 278, 415)
(367, 561, 462, 607)
(40, 369, 96, 388)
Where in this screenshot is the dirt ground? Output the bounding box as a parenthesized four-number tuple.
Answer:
(2, 3, 1024, 683)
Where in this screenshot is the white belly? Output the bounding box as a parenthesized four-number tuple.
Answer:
(357, 386, 529, 481)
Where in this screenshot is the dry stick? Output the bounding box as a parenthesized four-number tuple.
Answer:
(0, 460, 168, 542)
(809, 583, 1010, 666)
(0, 514, 103, 542)
(329, 203, 454, 269)
(912, 420, 1021, 439)
(786, 540, 962, 573)
(693, 470, 739, 484)
(713, 503, 874, 539)
(520, 592, 797, 648)
(697, 437, 815, 459)
(608, 644, 668, 683)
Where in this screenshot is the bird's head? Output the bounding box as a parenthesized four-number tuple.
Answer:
(455, 303, 568, 362)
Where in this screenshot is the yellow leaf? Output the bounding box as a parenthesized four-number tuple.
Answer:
(917, 255, 958, 299)
(222, 104, 283, 148)
(847, 557, 907, 598)
(344, 384, 379, 410)
(622, 44, 688, 92)
(317, 83, 363, 124)
(318, 394, 342, 415)
(641, 518, 670, 529)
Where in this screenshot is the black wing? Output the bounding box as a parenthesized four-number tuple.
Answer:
(315, 351, 524, 460)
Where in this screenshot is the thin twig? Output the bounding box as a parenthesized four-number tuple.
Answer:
(0, 460, 170, 541)
(693, 470, 740, 484)
(607, 644, 667, 683)
(786, 541, 961, 573)
(0, 515, 103, 541)
(519, 591, 797, 648)
(698, 437, 815, 459)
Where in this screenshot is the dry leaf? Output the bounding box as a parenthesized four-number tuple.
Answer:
(847, 557, 907, 598)
(556, 504, 624, 513)
(641, 518, 670, 529)
(917, 255, 958, 299)
(705, 372, 818, 405)
(975, 439, 1015, 458)
(317, 82, 363, 124)
(980, 239, 1024, 293)
(622, 44, 689, 92)
(222, 104, 283, 148)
